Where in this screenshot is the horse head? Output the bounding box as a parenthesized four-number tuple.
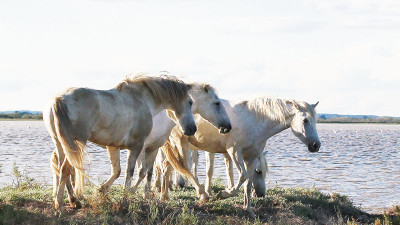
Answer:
(189, 83, 232, 134)
(289, 101, 321, 153)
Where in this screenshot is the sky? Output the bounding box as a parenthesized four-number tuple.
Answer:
(0, 0, 399, 116)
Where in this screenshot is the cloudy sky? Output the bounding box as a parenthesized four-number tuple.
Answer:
(0, 0, 399, 116)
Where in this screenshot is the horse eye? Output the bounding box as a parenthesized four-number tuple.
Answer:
(189, 100, 193, 106)
(255, 169, 262, 174)
(304, 118, 309, 123)
(215, 102, 220, 106)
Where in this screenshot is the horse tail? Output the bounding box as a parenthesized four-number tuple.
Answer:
(160, 138, 194, 182)
(52, 97, 86, 197)
(260, 152, 269, 182)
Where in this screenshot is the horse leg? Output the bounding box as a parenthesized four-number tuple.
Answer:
(217, 146, 246, 199)
(223, 153, 234, 190)
(192, 150, 199, 183)
(50, 148, 81, 209)
(131, 147, 158, 198)
(243, 157, 257, 218)
(177, 143, 208, 200)
(174, 150, 186, 188)
(178, 143, 208, 201)
(152, 149, 163, 192)
(130, 148, 146, 194)
(175, 171, 185, 188)
(55, 158, 73, 213)
(205, 152, 215, 195)
(50, 149, 60, 201)
(160, 161, 173, 201)
(98, 146, 121, 194)
(161, 137, 208, 201)
(143, 147, 159, 198)
(124, 141, 145, 189)
(65, 175, 82, 209)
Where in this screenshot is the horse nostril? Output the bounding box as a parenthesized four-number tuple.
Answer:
(184, 125, 197, 136)
(192, 126, 197, 134)
(313, 142, 320, 149)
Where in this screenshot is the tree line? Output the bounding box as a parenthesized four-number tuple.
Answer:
(317, 116, 400, 124)
(0, 112, 43, 120)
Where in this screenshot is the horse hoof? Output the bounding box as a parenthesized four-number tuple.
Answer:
(247, 209, 256, 218)
(216, 190, 233, 199)
(160, 195, 169, 202)
(97, 186, 109, 195)
(54, 210, 62, 217)
(143, 192, 150, 200)
(55, 204, 65, 216)
(199, 193, 209, 202)
(70, 200, 82, 209)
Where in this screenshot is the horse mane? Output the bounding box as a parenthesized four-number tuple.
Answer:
(243, 97, 317, 124)
(190, 82, 217, 95)
(116, 74, 192, 106)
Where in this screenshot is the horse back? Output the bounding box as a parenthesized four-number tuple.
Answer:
(53, 87, 153, 148)
(94, 89, 154, 147)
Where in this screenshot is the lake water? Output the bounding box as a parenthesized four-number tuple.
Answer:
(0, 121, 399, 213)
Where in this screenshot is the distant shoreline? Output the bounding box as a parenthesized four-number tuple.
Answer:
(318, 121, 400, 125)
(0, 119, 42, 121)
(1, 111, 400, 124)
(1, 118, 400, 125)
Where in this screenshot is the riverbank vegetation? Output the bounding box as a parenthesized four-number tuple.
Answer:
(0, 112, 42, 120)
(1, 166, 399, 224)
(318, 116, 400, 124)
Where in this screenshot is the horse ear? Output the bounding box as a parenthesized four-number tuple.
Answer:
(186, 83, 194, 90)
(293, 101, 300, 111)
(312, 101, 319, 108)
(202, 84, 210, 93)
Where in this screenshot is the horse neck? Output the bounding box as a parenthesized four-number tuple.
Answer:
(126, 84, 169, 117)
(143, 88, 170, 116)
(264, 112, 295, 138)
(250, 107, 294, 140)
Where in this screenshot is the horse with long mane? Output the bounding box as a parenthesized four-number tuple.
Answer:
(159, 96, 321, 217)
(126, 83, 231, 200)
(44, 75, 197, 213)
(50, 82, 232, 202)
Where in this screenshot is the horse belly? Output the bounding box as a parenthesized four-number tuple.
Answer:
(88, 128, 128, 147)
(188, 136, 226, 153)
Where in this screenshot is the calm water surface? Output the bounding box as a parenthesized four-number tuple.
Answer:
(0, 121, 399, 213)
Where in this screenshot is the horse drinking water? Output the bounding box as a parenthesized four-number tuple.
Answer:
(160, 97, 320, 217)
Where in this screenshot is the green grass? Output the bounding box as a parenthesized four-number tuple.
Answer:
(0, 176, 399, 225)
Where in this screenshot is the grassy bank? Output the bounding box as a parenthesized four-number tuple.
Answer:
(1, 180, 399, 225)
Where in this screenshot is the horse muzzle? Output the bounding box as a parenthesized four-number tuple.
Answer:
(308, 141, 321, 153)
(218, 123, 232, 134)
(183, 125, 197, 136)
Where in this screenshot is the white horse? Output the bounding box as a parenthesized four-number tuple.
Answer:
(50, 83, 232, 201)
(153, 150, 268, 197)
(103, 83, 231, 199)
(44, 75, 197, 213)
(198, 151, 268, 197)
(160, 97, 320, 217)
